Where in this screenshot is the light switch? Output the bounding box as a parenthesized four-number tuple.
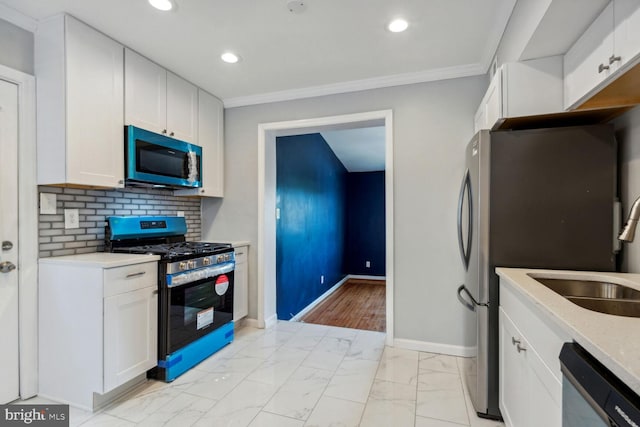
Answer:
(177, 211, 185, 217)
(64, 209, 80, 229)
(40, 193, 57, 215)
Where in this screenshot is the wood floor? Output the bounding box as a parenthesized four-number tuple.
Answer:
(299, 279, 386, 332)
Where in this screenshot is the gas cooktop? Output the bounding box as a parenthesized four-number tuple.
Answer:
(115, 241, 232, 258)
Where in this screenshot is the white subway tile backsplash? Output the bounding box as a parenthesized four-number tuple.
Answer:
(38, 186, 201, 258)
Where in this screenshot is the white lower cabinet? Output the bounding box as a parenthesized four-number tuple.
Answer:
(233, 245, 248, 321)
(499, 282, 569, 427)
(39, 255, 158, 410)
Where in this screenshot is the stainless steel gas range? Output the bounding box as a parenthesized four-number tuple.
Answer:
(105, 215, 235, 381)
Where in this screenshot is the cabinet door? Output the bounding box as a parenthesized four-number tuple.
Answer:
(473, 104, 485, 134)
(124, 49, 167, 134)
(174, 89, 223, 197)
(65, 17, 124, 188)
(484, 71, 502, 130)
(499, 309, 529, 427)
(613, 0, 640, 71)
(233, 247, 248, 321)
(564, 2, 614, 109)
(166, 72, 198, 143)
(104, 286, 157, 392)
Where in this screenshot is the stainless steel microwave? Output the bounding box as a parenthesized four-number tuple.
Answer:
(125, 126, 202, 188)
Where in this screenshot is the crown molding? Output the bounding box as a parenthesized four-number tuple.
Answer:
(0, 4, 37, 32)
(223, 62, 486, 108)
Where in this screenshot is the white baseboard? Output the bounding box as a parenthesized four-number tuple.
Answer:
(393, 338, 476, 357)
(240, 318, 260, 328)
(264, 314, 278, 328)
(290, 276, 350, 321)
(241, 314, 277, 329)
(349, 275, 386, 281)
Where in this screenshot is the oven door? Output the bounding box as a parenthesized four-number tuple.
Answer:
(163, 263, 234, 354)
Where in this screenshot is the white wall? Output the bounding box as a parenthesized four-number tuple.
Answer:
(615, 105, 640, 272)
(202, 76, 486, 348)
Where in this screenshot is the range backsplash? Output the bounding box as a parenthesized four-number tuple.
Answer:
(38, 186, 201, 258)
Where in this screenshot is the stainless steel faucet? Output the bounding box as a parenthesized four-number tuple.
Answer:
(619, 196, 640, 242)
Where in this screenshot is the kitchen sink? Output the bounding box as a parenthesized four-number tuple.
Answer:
(530, 277, 640, 318)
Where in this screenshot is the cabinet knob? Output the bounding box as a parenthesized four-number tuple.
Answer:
(170, 131, 175, 137)
(609, 55, 621, 65)
(598, 63, 610, 73)
(511, 337, 521, 346)
(162, 129, 167, 134)
(516, 343, 527, 353)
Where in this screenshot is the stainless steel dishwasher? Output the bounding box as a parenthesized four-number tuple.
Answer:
(560, 342, 640, 426)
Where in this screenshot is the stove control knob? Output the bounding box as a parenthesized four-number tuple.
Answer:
(188, 260, 196, 269)
(217, 255, 224, 263)
(225, 254, 231, 261)
(203, 257, 211, 266)
(179, 262, 187, 271)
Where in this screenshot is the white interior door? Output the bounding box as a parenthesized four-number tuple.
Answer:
(0, 78, 20, 404)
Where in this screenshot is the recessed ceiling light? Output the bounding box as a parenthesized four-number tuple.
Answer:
(388, 18, 408, 33)
(221, 52, 240, 64)
(148, 0, 173, 11)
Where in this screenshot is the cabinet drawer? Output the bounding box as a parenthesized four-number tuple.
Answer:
(501, 283, 570, 381)
(104, 262, 157, 297)
(235, 246, 248, 265)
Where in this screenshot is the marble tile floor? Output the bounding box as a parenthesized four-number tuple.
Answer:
(16, 321, 504, 427)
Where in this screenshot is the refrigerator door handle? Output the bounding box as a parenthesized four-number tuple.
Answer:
(457, 169, 473, 270)
(457, 284, 488, 312)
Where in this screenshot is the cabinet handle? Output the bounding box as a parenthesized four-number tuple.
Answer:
(516, 343, 527, 353)
(170, 131, 175, 137)
(598, 63, 610, 73)
(162, 129, 167, 134)
(609, 55, 621, 65)
(236, 252, 244, 255)
(511, 337, 521, 346)
(126, 271, 146, 279)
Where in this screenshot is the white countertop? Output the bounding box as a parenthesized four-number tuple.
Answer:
(229, 241, 250, 248)
(39, 252, 160, 268)
(496, 268, 640, 395)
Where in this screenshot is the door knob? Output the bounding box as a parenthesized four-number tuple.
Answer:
(0, 261, 16, 273)
(2, 241, 12, 250)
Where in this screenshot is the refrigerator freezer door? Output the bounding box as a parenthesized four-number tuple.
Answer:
(458, 169, 472, 271)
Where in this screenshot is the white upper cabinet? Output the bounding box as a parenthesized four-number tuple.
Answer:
(124, 49, 167, 134)
(474, 56, 563, 132)
(36, 15, 124, 188)
(564, 0, 640, 109)
(125, 49, 198, 144)
(175, 89, 224, 197)
(613, 0, 640, 70)
(166, 72, 199, 143)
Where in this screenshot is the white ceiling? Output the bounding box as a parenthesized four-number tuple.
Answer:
(0, 0, 517, 106)
(0, 0, 611, 171)
(321, 127, 386, 172)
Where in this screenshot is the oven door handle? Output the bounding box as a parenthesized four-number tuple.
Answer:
(167, 261, 235, 288)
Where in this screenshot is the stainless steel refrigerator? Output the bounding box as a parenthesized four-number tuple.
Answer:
(456, 125, 618, 419)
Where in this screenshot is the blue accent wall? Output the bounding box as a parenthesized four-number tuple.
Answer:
(346, 171, 386, 276)
(276, 134, 348, 320)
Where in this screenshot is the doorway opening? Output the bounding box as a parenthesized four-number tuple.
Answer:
(275, 129, 386, 332)
(257, 110, 394, 345)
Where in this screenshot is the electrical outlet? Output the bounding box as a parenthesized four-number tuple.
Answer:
(64, 209, 80, 229)
(177, 211, 185, 217)
(40, 193, 57, 215)
(321, 275, 324, 284)
(366, 261, 371, 268)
